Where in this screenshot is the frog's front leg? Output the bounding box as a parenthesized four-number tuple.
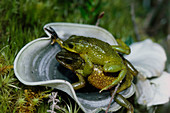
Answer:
(114, 94, 134, 113)
(80, 54, 93, 77)
(44, 27, 64, 46)
(100, 64, 127, 92)
(112, 39, 130, 55)
(72, 71, 86, 90)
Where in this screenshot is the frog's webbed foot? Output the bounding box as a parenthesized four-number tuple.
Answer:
(114, 94, 134, 113)
(44, 27, 63, 46)
(112, 39, 130, 55)
(72, 71, 86, 90)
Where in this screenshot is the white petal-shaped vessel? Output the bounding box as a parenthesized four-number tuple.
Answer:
(125, 39, 167, 78)
(125, 39, 170, 106)
(14, 23, 135, 112)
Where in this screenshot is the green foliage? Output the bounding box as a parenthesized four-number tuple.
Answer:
(0, 52, 18, 112)
(0, 0, 168, 113)
(100, 0, 135, 40)
(60, 99, 80, 113)
(16, 89, 50, 113)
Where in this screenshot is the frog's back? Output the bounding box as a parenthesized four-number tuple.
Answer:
(73, 36, 113, 53)
(75, 36, 121, 63)
(66, 36, 122, 64)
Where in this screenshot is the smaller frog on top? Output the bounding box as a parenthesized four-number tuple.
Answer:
(45, 27, 132, 93)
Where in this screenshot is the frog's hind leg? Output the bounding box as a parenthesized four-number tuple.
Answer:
(100, 64, 127, 92)
(72, 72, 86, 90)
(112, 39, 130, 55)
(114, 94, 134, 113)
(116, 71, 134, 93)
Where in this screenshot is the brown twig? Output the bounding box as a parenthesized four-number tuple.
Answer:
(95, 11, 105, 26)
(105, 83, 120, 113)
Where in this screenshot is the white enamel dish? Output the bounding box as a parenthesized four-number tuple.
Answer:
(14, 23, 135, 113)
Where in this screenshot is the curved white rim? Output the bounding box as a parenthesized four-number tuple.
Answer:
(13, 37, 86, 112)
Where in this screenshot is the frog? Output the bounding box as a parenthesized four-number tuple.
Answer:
(56, 48, 138, 113)
(45, 27, 133, 93)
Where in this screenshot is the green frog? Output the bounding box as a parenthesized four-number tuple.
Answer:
(45, 27, 133, 93)
(56, 48, 137, 113)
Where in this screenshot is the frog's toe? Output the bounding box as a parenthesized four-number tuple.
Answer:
(99, 88, 105, 93)
(99, 85, 112, 93)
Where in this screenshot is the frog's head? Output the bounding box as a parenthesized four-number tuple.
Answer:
(56, 48, 84, 71)
(45, 27, 86, 54)
(62, 35, 85, 54)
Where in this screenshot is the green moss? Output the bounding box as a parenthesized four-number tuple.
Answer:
(0, 0, 168, 113)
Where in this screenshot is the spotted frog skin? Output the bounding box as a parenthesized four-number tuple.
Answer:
(45, 27, 137, 91)
(45, 27, 138, 113)
(46, 27, 132, 92)
(56, 48, 137, 113)
(56, 49, 138, 92)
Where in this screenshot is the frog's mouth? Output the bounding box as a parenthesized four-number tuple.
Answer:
(63, 47, 77, 53)
(56, 53, 80, 66)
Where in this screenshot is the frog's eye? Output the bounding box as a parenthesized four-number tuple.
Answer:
(68, 43, 74, 49)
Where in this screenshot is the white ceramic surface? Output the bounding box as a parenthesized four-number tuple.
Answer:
(14, 23, 135, 113)
(124, 39, 170, 107)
